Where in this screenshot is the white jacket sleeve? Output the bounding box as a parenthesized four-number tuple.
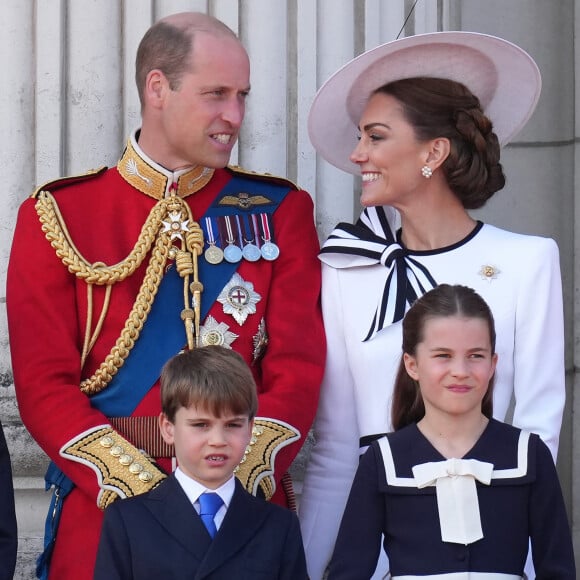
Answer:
(511, 237, 564, 461)
(299, 265, 361, 580)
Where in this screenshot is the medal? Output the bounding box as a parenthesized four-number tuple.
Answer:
(217, 273, 262, 325)
(259, 213, 280, 261)
(224, 244, 243, 263)
(261, 241, 280, 261)
(240, 215, 261, 262)
(205, 244, 224, 265)
(203, 217, 224, 265)
(199, 315, 238, 348)
(222, 216, 243, 263)
(252, 317, 269, 364)
(162, 210, 190, 241)
(242, 243, 261, 262)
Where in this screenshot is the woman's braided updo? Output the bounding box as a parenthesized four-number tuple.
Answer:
(375, 77, 505, 209)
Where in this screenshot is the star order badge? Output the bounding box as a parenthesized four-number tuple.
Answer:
(199, 315, 238, 348)
(252, 318, 269, 364)
(218, 273, 262, 325)
(478, 264, 501, 281)
(162, 210, 190, 241)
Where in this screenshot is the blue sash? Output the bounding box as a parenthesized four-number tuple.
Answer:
(37, 173, 291, 578)
(90, 173, 290, 416)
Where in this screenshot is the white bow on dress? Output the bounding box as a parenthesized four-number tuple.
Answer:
(412, 458, 494, 545)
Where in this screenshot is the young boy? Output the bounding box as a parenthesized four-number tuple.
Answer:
(94, 346, 308, 579)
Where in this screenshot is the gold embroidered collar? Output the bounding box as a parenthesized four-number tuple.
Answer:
(117, 131, 214, 200)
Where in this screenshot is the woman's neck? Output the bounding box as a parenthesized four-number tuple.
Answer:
(396, 190, 477, 251)
(417, 411, 489, 459)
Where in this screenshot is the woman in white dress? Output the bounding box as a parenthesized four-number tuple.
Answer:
(299, 32, 565, 580)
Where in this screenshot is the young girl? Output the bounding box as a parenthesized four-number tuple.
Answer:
(327, 284, 575, 579)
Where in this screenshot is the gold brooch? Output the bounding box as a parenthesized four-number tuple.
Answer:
(478, 264, 500, 281)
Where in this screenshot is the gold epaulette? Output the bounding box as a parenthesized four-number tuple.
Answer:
(31, 167, 108, 198)
(234, 417, 300, 501)
(227, 165, 300, 191)
(60, 425, 167, 510)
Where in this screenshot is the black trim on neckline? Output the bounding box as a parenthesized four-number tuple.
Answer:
(396, 221, 484, 256)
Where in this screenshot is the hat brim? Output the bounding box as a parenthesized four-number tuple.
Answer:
(308, 31, 541, 174)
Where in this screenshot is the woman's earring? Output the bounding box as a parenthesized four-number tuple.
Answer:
(421, 165, 433, 179)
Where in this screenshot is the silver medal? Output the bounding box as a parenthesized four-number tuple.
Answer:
(261, 241, 280, 261)
(224, 244, 243, 263)
(242, 243, 261, 262)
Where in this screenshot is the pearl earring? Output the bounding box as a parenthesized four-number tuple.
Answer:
(421, 165, 433, 179)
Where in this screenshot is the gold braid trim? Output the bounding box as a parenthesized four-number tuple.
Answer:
(60, 425, 167, 510)
(234, 418, 301, 501)
(35, 192, 203, 395)
(35, 190, 169, 284)
(79, 232, 171, 394)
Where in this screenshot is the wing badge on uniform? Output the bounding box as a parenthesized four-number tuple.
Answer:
(234, 418, 300, 501)
(218, 192, 274, 210)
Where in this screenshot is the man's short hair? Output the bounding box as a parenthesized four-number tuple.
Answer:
(160, 346, 258, 422)
(135, 13, 238, 105)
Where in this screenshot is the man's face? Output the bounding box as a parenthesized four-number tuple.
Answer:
(154, 32, 250, 170)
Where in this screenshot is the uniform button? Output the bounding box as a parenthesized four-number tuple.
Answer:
(110, 445, 124, 457)
(100, 436, 114, 448)
(139, 471, 153, 482)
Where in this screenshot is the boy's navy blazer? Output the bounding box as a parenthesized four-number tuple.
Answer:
(94, 473, 308, 579)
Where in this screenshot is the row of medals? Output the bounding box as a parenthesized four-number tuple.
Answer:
(204, 237, 280, 265)
(205, 240, 279, 264)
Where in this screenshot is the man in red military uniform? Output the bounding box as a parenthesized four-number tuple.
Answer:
(7, 12, 324, 580)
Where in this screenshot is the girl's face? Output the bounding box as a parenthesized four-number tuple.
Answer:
(349, 92, 432, 209)
(403, 315, 497, 420)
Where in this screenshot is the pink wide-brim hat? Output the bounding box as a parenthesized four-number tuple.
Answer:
(308, 31, 541, 175)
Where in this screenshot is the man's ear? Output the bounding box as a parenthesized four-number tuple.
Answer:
(159, 412, 175, 445)
(143, 69, 169, 109)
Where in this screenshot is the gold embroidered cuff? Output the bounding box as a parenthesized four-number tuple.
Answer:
(59, 425, 167, 510)
(234, 418, 300, 501)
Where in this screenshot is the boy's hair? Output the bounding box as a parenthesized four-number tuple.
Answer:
(160, 346, 258, 422)
(391, 284, 496, 430)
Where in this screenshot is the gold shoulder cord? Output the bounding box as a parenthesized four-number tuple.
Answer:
(35, 191, 204, 395)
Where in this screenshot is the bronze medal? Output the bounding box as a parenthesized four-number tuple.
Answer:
(205, 244, 224, 265)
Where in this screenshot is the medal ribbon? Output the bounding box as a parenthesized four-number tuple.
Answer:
(224, 215, 239, 247)
(205, 216, 219, 247)
(235, 215, 245, 247)
(240, 214, 253, 244)
(260, 212, 274, 243)
(251, 214, 262, 248)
